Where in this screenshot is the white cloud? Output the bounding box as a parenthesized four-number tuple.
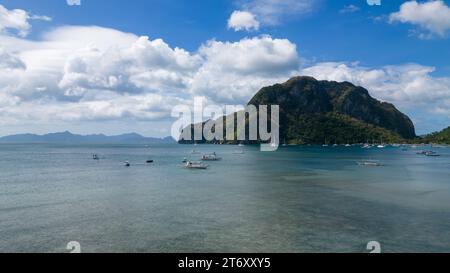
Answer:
(340, 5, 360, 14)
(0, 48, 26, 70)
(67, 0, 82, 6)
(0, 4, 449, 135)
(0, 4, 51, 37)
(228, 10, 260, 31)
(389, 0, 450, 38)
(301, 62, 450, 119)
(191, 36, 299, 102)
(237, 0, 319, 26)
(0, 25, 299, 126)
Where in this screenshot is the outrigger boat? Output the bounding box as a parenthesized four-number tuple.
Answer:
(357, 160, 383, 167)
(201, 152, 221, 161)
(185, 161, 208, 169)
(425, 151, 441, 157)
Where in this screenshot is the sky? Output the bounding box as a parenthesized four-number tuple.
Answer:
(0, 0, 449, 137)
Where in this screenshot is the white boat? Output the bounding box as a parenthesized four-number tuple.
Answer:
(185, 161, 208, 169)
(425, 151, 441, 157)
(377, 145, 386, 149)
(362, 144, 371, 149)
(345, 144, 351, 147)
(201, 152, 221, 161)
(357, 160, 383, 167)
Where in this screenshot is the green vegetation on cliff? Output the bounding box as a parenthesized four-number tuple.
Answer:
(424, 127, 450, 144)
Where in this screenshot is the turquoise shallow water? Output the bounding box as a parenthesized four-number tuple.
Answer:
(0, 143, 449, 253)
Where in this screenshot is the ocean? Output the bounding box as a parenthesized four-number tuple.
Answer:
(0, 143, 449, 253)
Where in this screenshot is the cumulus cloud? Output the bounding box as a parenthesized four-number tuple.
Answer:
(389, 0, 450, 38)
(0, 25, 300, 126)
(58, 35, 201, 98)
(191, 36, 299, 102)
(0, 4, 51, 37)
(236, 0, 319, 26)
(228, 10, 260, 31)
(301, 62, 450, 119)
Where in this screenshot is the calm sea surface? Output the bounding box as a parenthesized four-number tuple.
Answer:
(0, 143, 449, 253)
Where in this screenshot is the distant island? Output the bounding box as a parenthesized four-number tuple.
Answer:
(0, 131, 175, 144)
(180, 76, 449, 145)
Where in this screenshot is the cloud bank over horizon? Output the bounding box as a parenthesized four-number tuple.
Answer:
(0, 3, 449, 136)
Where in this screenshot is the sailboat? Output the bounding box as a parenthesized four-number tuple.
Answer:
(377, 137, 386, 149)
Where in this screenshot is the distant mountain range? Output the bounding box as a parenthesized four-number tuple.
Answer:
(0, 131, 175, 144)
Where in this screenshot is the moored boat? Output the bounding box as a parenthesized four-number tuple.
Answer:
(357, 160, 383, 167)
(185, 161, 208, 169)
(201, 152, 221, 161)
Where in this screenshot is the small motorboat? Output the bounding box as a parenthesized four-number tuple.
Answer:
(146, 160, 154, 164)
(377, 145, 386, 149)
(357, 160, 383, 167)
(185, 161, 208, 169)
(124, 161, 131, 167)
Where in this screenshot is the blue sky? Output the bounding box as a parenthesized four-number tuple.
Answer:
(0, 0, 449, 136)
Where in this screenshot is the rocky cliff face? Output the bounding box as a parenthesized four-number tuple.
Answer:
(249, 76, 416, 140)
